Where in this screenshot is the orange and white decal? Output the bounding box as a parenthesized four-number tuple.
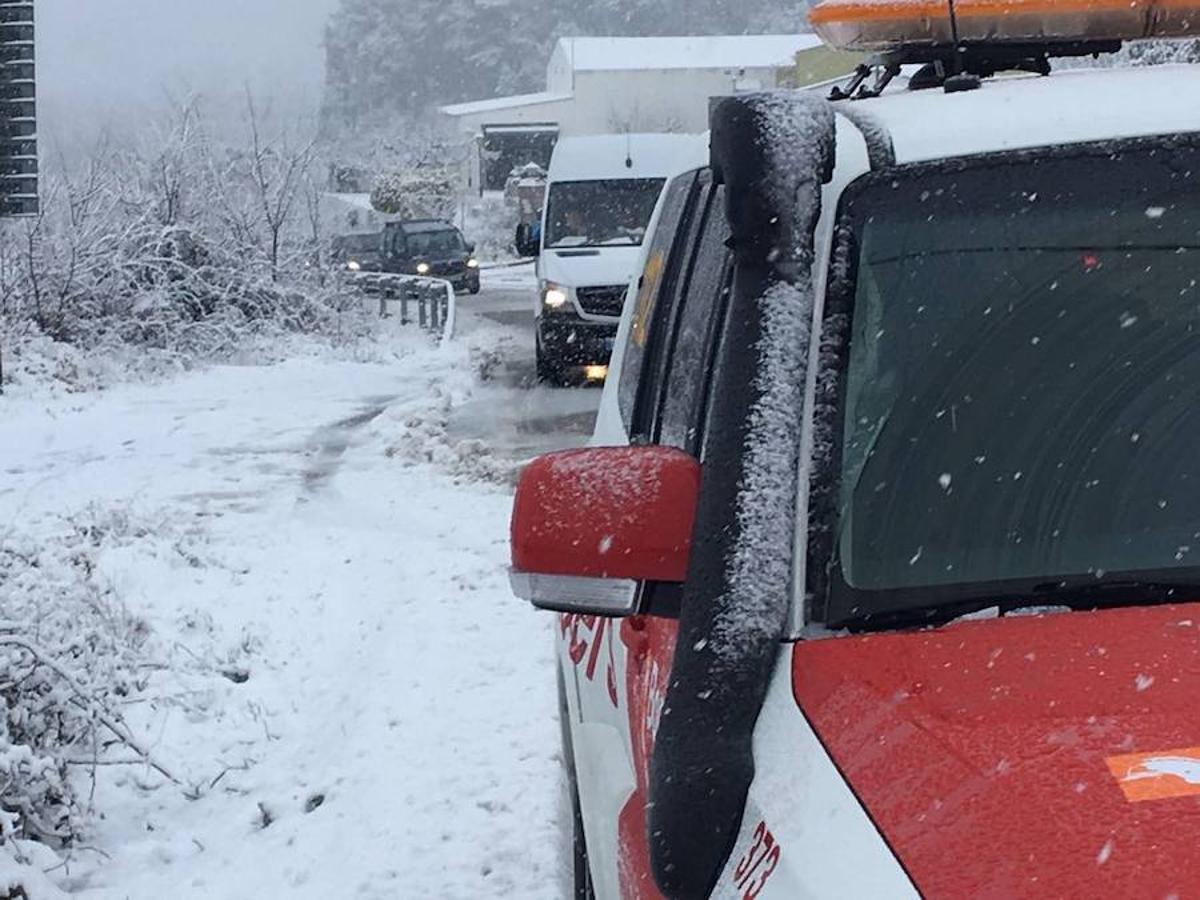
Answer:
(1107, 747, 1200, 803)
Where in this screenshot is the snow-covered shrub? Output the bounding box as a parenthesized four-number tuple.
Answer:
(0, 98, 384, 395)
(369, 169, 457, 220)
(0, 510, 152, 849)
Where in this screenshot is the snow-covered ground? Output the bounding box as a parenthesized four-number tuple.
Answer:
(1, 319, 565, 897)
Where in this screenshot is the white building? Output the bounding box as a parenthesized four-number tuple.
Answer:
(441, 34, 853, 192)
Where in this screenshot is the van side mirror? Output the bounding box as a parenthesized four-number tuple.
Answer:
(509, 446, 700, 616)
(515, 223, 541, 259)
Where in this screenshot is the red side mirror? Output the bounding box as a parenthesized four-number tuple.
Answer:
(510, 445, 701, 615)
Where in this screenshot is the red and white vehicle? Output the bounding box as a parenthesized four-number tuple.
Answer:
(512, 21, 1200, 900)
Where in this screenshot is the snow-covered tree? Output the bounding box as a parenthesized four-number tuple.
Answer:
(370, 168, 457, 219)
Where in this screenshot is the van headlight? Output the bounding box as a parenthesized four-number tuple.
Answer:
(347, 260, 361, 272)
(542, 282, 570, 310)
(416, 262, 431, 275)
(466, 258, 480, 269)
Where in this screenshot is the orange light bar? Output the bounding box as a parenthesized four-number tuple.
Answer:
(810, 0, 1200, 53)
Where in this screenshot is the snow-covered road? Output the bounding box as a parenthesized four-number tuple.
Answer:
(2, 317, 569, 897)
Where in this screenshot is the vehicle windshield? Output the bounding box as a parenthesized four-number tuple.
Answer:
(335, 233, 380, 255)
(825, 139, 1200, 628)
(402, 227, 466, 257)
(545, 178, 665, 248)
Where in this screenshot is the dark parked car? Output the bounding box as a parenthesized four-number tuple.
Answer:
(331, 231, 385, 273)
(382, 220, 480, 294)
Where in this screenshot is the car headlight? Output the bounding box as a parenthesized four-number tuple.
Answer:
(347, 260, 361, 272)
(542, 282, 570, 310)
(466, 258, 480, 269)
(416, 262, 431, 275)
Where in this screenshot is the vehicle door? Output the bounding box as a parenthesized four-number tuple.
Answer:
(561, 170, 735, 899)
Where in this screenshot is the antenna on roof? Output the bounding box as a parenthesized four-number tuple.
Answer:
(942, 0, 982, 91)
(947, 0, 962, 60)
(625, 130, 633, 169)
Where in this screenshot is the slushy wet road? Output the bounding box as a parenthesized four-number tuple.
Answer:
(449, 263, 603, 461)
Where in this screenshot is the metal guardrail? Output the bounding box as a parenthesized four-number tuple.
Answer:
(343, 272, 457, 343)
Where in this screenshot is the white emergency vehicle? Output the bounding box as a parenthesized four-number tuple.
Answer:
(512, 6, 1200, 898)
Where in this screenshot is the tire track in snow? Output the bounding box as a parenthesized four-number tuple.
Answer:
(300, 396, 398, 494)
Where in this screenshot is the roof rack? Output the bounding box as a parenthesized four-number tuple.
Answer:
(830, 40, 1123, 100)
(811, 0, 1200, 99)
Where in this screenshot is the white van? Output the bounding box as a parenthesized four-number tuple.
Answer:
(528, 133, 706, 384)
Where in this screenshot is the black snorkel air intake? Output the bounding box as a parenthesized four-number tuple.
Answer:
(646, 92, 835, 899)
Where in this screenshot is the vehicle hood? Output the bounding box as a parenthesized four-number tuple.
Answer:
(540, 245, 642, 288)
(793, 601, 1200, 898)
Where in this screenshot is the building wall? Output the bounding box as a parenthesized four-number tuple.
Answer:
(546, 44, 574, 95)
(568, 67, 780, 135)
(444, 48, 857, 194)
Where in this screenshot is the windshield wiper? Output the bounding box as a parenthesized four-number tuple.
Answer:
(1023, 577, 1200, 609)
(836, 576, 1200, 632)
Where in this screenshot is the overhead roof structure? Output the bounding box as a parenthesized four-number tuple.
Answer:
(440, 91, 573, 119)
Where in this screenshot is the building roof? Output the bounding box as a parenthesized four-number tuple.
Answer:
(853, 64, 1200, 166)
(440, 90, 573, 118)
(555, 34, 824, 73)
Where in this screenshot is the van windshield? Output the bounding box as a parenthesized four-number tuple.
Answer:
(545, 178, 665, 248)
(825, 139, 1200, 629)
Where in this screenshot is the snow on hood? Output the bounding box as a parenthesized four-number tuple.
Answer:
(539, 245, 643, 289)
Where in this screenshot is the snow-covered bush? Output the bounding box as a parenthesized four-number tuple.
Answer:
(0, 98, 378, 395)
(0, 511, 152, 850)
(0, 99, 397, 889)
(369, 169, 457, 220)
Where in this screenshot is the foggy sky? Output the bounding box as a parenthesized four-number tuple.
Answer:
(37, 0, 340, 139)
